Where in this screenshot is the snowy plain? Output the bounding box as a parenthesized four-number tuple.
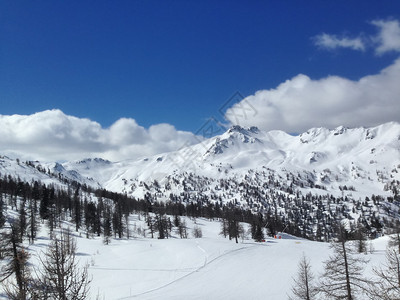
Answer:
(1, 215, 390, 300)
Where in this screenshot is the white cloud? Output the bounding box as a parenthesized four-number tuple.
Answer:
(314, 33, 366, 51)
(371, 19, 400, 54)
(314, 18, 400, 55)
(224, 58, 400, 133)
(0, 110, 201, 162)
(4, 18, 400, 163)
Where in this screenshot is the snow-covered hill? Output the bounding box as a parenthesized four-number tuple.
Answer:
(1, 122, 399, 240)
(57, 122, 400, 200)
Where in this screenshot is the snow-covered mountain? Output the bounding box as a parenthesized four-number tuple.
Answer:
(55, 122, 399, 199)
(1, 122, 399, 239)
(2, 123, 399, 299)
(1, 122, 399, 201)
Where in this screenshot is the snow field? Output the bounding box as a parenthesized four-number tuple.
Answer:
(66, 218, 392, 300)
(0, 214, 392, 300)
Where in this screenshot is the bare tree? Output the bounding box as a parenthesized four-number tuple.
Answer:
(35, 229, 91, 299)
(389, 232, 400, 254)
(3, 249, 33, 300)
(371, 246, 400, 299)
(319, 238, 371, 300)
(0, 224, 33, 300)
(177, 218, 188, 239)
(192, 225, 202, 238)
(289, 254, 318, 300)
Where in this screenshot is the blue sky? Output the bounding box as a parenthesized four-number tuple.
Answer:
(1, 1, 400, 161)
(1, 1, 399, 131)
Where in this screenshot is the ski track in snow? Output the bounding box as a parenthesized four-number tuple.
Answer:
(116, 243, 255, 299)
(89, 266, 198, 272)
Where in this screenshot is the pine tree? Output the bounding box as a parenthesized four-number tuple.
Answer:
(27, 198, 39, 244)
(147, 215, 155, 239)
(220, 218, 228, 238)
(252, 223, 264, 242)
(84, 201, 97, 238)
(355, 221, 367, 254)
(155, 214, 169, 239)
(0, 193, 5, 229)
(73, 188, 81, 232)
(18, 202, 27, 242)
(39, 185, 49, 219)
(173, 214, 180, 228)
(103, 215, 112, 245)
(125, 213, 130, 239)
(112, 208, 124, 239)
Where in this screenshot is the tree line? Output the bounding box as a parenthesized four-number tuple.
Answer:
(1, 170, 399, 299)
(2, 172, 390, 246)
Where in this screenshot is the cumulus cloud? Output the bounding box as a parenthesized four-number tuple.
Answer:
(0, 110, 201, 162)
(224, 58, 400, 133)
(372, 19, 400, 54)
(313, 18, 400, 54)
(314, 33, 365, 51)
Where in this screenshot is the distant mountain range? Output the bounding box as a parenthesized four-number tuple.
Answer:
(2, 122, 399, 200)
(1, 122, 399, 239)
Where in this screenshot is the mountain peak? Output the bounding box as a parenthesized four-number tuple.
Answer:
(204, 125, 262, 156)
(332, 125, 348, 135)
(227, 125, 259, 135)
(76, 158, 111, 165)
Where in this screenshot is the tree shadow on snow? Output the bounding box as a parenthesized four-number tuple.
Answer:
(30, 242, 49, 248)
(75, 252, 90, 257)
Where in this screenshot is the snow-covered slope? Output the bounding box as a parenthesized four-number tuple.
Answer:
(0, 155, 100, 189)
(2, 122, 399, 205)
(0, 212, 391, 300)
(1, 123, 399, 239)
(57, 122, 400, 199)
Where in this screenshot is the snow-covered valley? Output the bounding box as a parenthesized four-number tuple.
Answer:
(0, 122, 400, 299)
(0, 212, 393, 300)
